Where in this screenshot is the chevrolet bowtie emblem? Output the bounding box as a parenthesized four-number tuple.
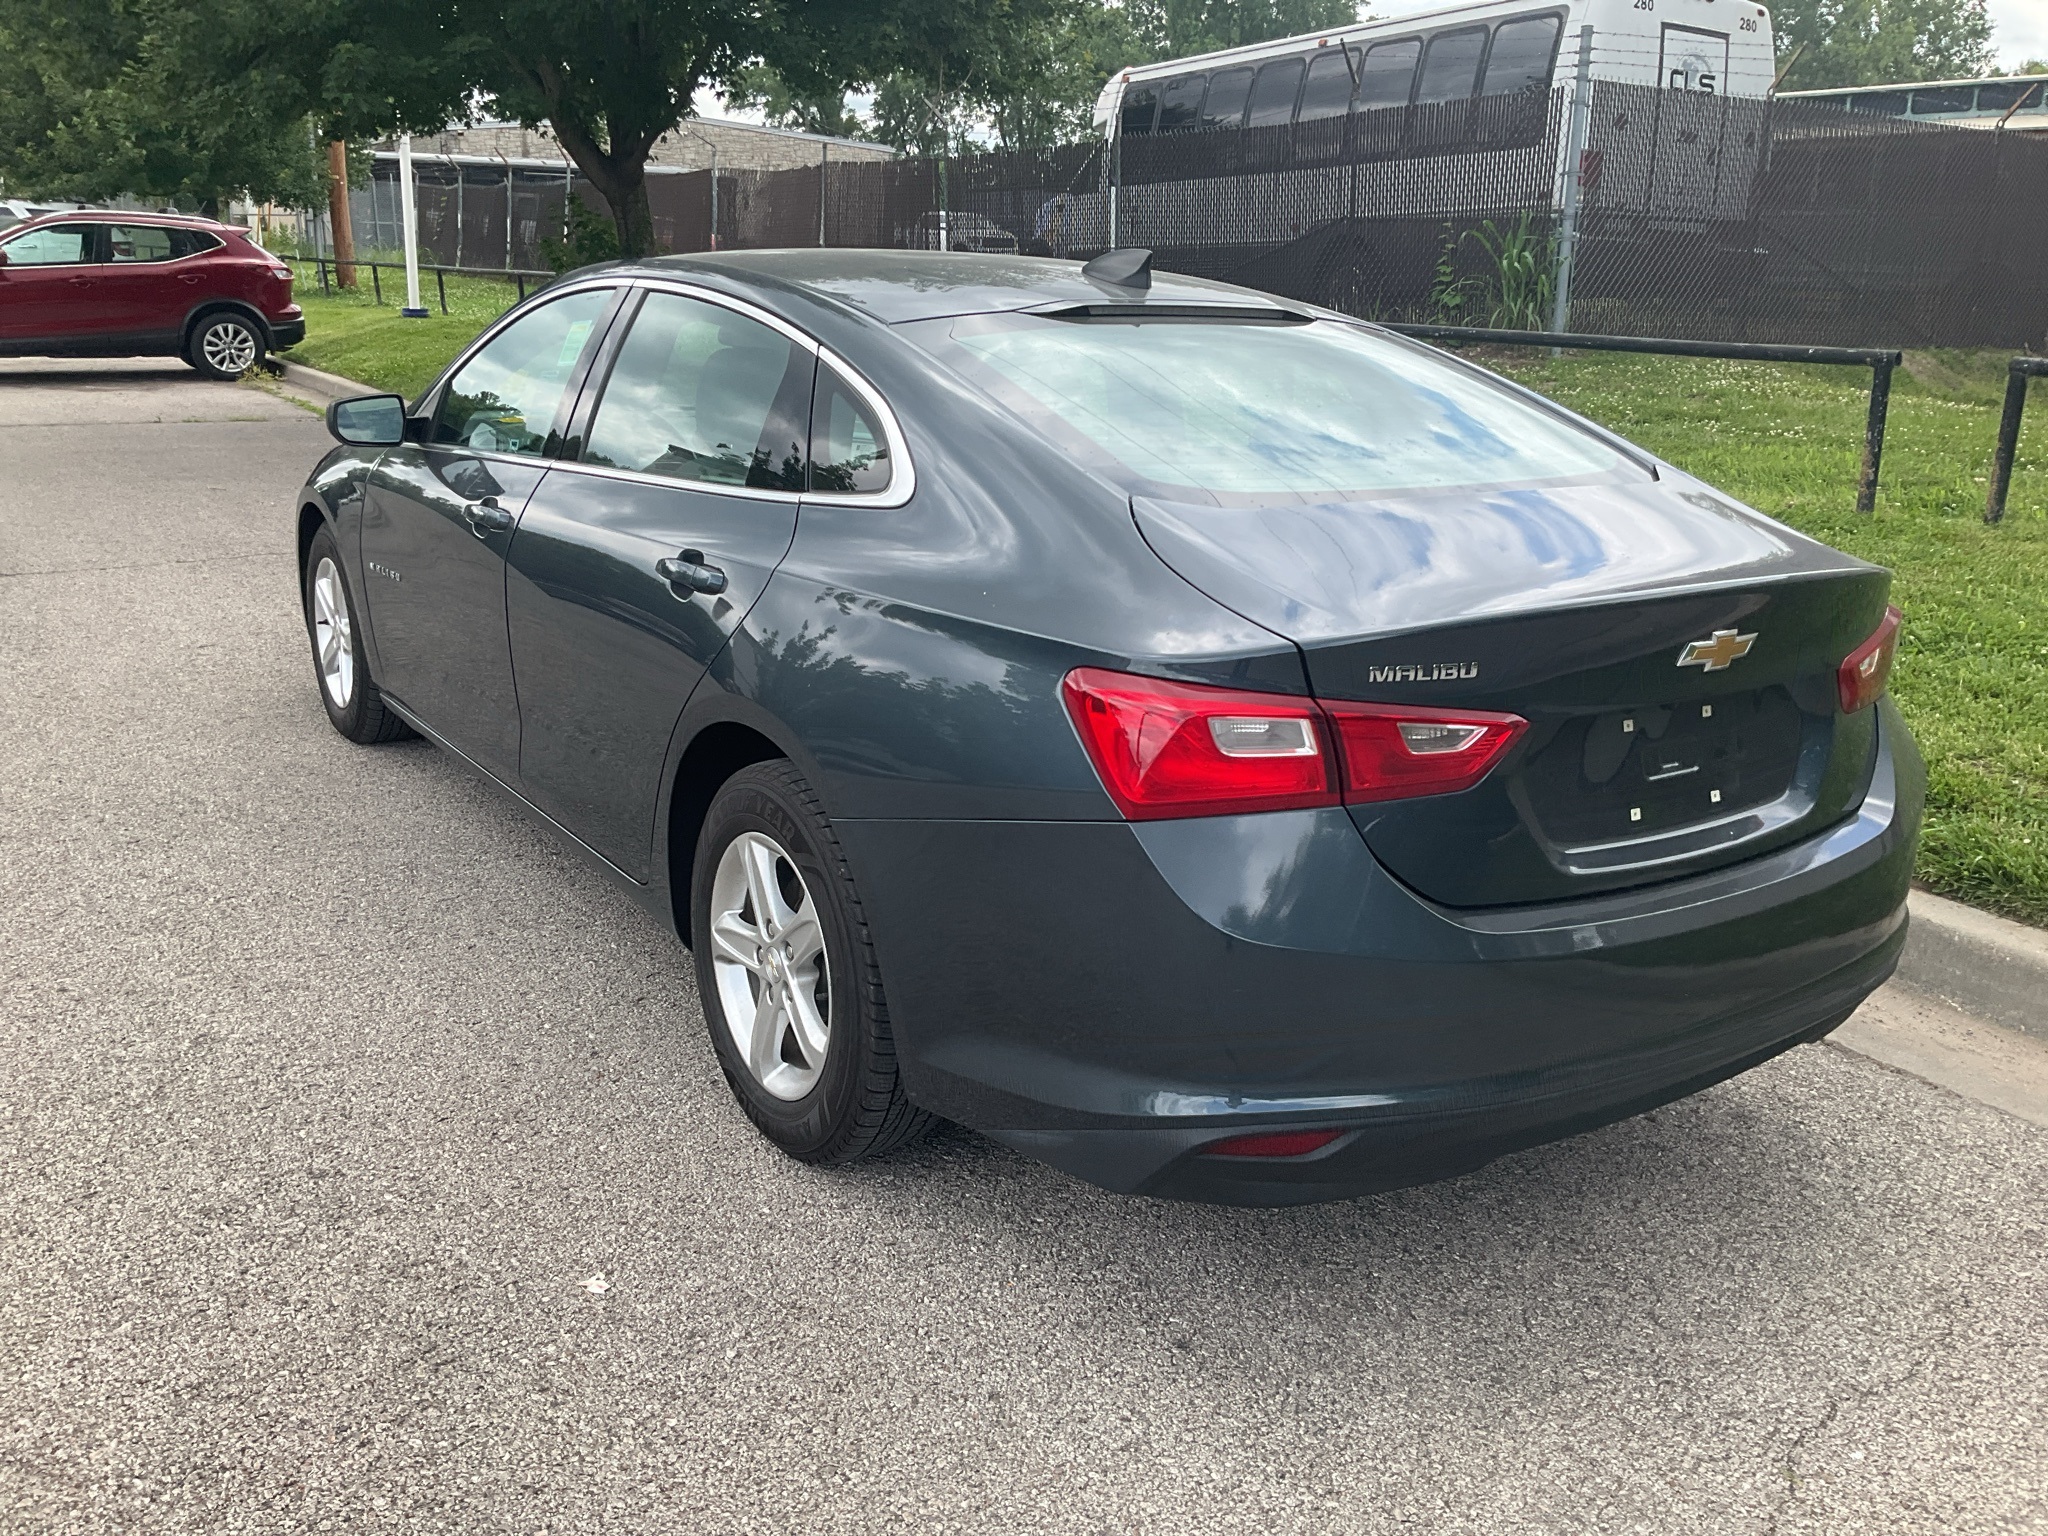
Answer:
(1677, 629, 1757, 672)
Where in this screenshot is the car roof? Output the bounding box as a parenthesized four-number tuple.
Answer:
(6, 209, 227, 234)
(629, 249, 1297, 324)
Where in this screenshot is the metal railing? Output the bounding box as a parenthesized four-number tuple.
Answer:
(1383, 325, 1903, 515)
(281, 253, 555, 310)
(1986, 356, 2048, 524)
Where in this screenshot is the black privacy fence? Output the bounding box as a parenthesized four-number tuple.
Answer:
(342, 82, 2048, 349)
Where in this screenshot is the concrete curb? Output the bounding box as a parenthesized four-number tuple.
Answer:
(273, 360, 379, 404)
(1897, 889, 2048, 1043)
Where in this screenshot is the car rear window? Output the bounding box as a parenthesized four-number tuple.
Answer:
(925, 313, 1620, 498)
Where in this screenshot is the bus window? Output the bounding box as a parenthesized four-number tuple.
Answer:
(1847, 90, 1909, 115)
(1355, 38, 1420, 109)
(1246, 57, 1306, 128)
(1416, 28, 1487, 103)
(1201, 66, 1254, 129)
(1120, 84, 1159, 136)
(1156, 73, 1207, 132)
(1297, 48, 1356, 122)
(1482, 16, 1561, 96)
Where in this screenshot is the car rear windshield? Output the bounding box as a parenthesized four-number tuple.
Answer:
(925, 313, 1621, 498)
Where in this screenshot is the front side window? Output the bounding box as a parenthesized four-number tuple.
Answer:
(1246, 58, 1306, 128)
(1, 223, 96, 266)
(808, 365, 892, 495)
(433, 287, 612, 456)
(582, 290, 811, 491)
(108, 224, 176, 263)
(930, 315, 1619, 499)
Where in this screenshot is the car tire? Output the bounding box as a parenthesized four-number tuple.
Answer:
(302, 524, 412, 744)
(691, 761, 932, 1165)
(188, 311, 266, 380)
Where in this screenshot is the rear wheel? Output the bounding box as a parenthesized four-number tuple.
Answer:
(188, 312, 265, 379)
(691, 761, 930, 1164)
(302, 524, 411, 744)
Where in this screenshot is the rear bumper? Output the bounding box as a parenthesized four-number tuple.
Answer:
(269, 317, 306, 348)
(837, 700, 1924, 1205)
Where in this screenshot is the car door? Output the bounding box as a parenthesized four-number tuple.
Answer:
(0, 222, 107, 345)
(359, 284, 618, 776)
(93, 223, 187, 343)
(504, 285, 815, 878)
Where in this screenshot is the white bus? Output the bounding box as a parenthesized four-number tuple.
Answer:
(1069, 0, 1777, 261)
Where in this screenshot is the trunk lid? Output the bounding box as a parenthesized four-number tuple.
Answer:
(1134, 476, 1891, 907)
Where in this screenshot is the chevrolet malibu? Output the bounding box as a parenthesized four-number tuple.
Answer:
(294, 250, 1919, 1205)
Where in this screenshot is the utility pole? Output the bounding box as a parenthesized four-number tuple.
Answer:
(326, 141, 358, 288)
(1549, 25, 1596, 343)
(398, 133, 429, 318)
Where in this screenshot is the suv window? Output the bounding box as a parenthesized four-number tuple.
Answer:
(2, 223, 96, 266)
(433, 288, 612, 456)
(808, 365, 892, 495)
(582, 290, 811, 491)
(170, 229, 223, 259)
(108, 225, 176, 263)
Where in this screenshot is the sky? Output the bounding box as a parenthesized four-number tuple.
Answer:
(1985, 0, 2048, 69)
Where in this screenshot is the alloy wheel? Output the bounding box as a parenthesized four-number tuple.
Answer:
(708, 831, 832, 1101)
(201, 320, 259, 376)
(310, 556, 355, 708)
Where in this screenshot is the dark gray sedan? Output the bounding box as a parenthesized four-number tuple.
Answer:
(296, 250, 1919, 1205)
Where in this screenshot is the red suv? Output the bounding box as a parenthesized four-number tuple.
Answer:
(0, 211, 305, 378)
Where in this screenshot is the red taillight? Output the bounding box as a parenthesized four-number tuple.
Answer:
(1321, 700, 1528, 804)
(1060, 668, 1333, 820)
(1838, 605, 1901, 713)
(1202, 1129, 1345, 1158)
(1061, 668, 1527, 820)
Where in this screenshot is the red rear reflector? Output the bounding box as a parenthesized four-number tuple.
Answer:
(1062, 668, 1527, 819)
(1060, 668, 1333, 820)
(1322, 700, 1528, 804)
(1202, 1128, 1345, 1158)
(1838, 605, 1902, 713)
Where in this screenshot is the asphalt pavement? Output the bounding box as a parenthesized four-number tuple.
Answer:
(2, 358, 2043, 1534)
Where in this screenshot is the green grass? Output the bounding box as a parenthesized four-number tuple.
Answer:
(278, 287, 2048, 923)
(1490, 348, 2048, 926)
(281, 271, 526, 398)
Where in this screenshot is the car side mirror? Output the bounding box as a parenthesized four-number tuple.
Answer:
(0, 248, 11, 269)
(326, 393, 406, 447)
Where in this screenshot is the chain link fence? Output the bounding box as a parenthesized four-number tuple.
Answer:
(330, 85, 2048, 348)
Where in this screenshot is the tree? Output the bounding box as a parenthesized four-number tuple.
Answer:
(0, 0, 335, 214)
(1771, 0, 1994, 90)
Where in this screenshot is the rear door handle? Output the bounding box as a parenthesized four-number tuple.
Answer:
(68, 277, 94, 288)
(655, 550, 728, 596)
(462, 499, 514, 536)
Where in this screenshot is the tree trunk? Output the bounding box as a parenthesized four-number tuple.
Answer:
(611, 172, 656, 259)
(326, 140, 358, 288)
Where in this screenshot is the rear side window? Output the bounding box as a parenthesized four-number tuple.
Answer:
(2, 223, 95, 265)
(1156, 74, 1207, 132)
(808, 365, 892, 495)
(1120, 85, 1159, 137)
(1246, 58, 1305, 128)
(434, 287, 612, 457)
(1201, 67, 1254, 129)
(1355, 40, 1420, 109)
(1297, 50, 1356, 122)
(108, 225, 175, 263)
(170, 229, 223, 259)
(1484, 16, 1562, 95)
(583, 290, 811, 491)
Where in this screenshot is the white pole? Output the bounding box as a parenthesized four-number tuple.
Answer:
(398, 133, 428, 317)
(1549, 25, 1596, 345)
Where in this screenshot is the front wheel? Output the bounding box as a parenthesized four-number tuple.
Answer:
(302, 524, 412, 744)
(188, 312, 265, 379)
(691, 761, 931, 1164)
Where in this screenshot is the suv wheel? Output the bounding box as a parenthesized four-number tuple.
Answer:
(189, 312, 265, 379)
(691, 761, 931, 1165)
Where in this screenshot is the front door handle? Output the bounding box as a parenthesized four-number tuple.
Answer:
(655, 550, 729, 596)
(462, 499, 514, 536)
(68, 276, 95, 288)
